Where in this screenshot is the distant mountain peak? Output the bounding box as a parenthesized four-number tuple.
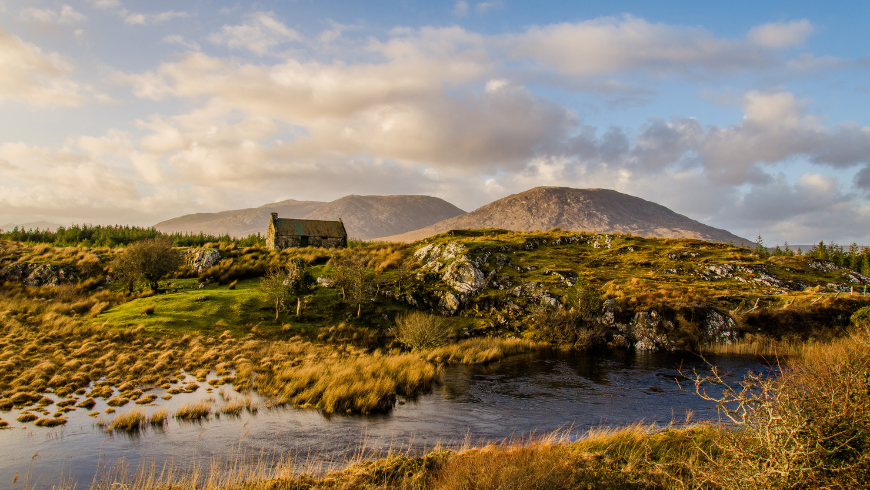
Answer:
(379, 187, 750, 244)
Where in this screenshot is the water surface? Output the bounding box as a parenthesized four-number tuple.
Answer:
(0, 349, 769, 488)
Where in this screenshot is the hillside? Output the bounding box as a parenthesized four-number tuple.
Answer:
(303, 195, 466, 240)
(154, 195, 465, 241)
(380, 187, 751, 244)
(154, 199, 326, 237)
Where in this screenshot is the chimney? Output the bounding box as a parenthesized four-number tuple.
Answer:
(270, 212, 278, 220)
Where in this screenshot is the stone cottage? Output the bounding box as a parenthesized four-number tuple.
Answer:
(266, 213, 348, 250)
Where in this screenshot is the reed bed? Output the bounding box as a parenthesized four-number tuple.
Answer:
(700, 337, 810, 357)
(425, 337, 541, 364)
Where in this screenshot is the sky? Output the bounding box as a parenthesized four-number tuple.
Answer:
(1, 0, 869, 245)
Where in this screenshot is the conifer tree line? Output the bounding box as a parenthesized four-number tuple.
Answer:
(750, 235, 870, 276)
(0, 223, 265, 248)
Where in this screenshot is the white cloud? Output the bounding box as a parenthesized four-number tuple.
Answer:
(510, 15, 774, 77)
(124, 10, 188, 25)
(0, 25, 86, 106)
(86, 0, 122, 9)
(747, 19, 813, 49)
(453, 1, 469, 17)
(208, 11, 301, 56)
(476, 1, 502, 14)
(163, 34, 200, 51)
(19, 5, 87, 24)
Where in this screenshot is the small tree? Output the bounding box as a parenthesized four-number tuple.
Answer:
(395, 311, 450, 349)
(567, 277, 604, 320)
(260, 266, 291, 322)
(259, 260, 314, 321)
(331, 253, 375, 317)
(755, 235, 769, 258)
(286, 258, 314, 317)
(111, 238, 182, 292)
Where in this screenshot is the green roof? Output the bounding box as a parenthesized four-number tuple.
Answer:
(274, 218, 346, 238)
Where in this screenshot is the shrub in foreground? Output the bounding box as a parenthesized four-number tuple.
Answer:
(395, 312, 450, 349)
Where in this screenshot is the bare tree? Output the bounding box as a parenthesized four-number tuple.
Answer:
(331, 253, 375, 317)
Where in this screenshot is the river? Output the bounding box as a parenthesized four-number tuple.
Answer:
(0, 349, 770, 488)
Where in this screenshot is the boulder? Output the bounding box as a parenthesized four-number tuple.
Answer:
(629, 310, 676, 351)
(443, 260, 485, 294)
(189, 249, 222, 274)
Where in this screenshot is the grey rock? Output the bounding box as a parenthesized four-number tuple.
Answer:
(442, 260, 485, 294)
(189, 249, 222, 274)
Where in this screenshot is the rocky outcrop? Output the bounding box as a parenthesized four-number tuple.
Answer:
(0, 263, 80, 286)
(442, 261, 485, 294)
(188, 249, 222, 274)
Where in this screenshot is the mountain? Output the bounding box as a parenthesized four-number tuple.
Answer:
(153, 195, 466, 240)
(378, 187, 752, 244)
(154, 199, 326, 237)
(303, 195, 466, 240)
(0, 221, 63, 232)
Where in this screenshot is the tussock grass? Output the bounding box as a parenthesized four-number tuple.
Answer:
(219, 396, 250, 416)
(175, 399, 213, 420)
(16, 412, 38, 423)
(33, 417, 66, 427)
(109, 408, 146, 432)
(148, 407, 168, 426)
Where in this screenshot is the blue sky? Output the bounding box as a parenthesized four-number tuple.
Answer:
(1, 0, 869, 244)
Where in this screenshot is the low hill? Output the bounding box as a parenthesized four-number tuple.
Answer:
(154, 200, 326, 237)
(379, 187, 751, 244)
(303, 195, 466, 240)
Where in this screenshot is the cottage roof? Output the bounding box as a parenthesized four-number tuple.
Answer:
(274, 218, 346, 238)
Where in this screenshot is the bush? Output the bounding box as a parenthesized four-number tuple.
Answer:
(396, 312, 450, 349)
(112, 238, 182, 291)
(853, 306, 870, 330)
(139, 304, 155, 315)
(688, 331, 870, 488)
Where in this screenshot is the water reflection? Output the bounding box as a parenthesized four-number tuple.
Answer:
(0, 349, 769, 489)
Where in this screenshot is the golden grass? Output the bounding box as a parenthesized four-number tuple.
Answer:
(16, 412, 37, 423)
(425, 338, 541, 364)
(33, 416, 66, 427)
(700, 337, 811, 357)
(149, 407, 168, 426)
(219, 396, 251, 416)
(175, 399, 213, 420)
(110, 408, 146, 432)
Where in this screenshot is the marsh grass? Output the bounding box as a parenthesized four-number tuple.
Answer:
(219, 396, 250, 416)
(425, 338, 540, 364)
(109, 408, 146, 432)
(33, 416, 66, 427)
(16, 412, 37, 423)
(700, 337, 809, 357)
(175, 399, 213, 420)
(148, 407, 168, 425)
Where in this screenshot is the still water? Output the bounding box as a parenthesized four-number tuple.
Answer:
(0, 349, 769, 488)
